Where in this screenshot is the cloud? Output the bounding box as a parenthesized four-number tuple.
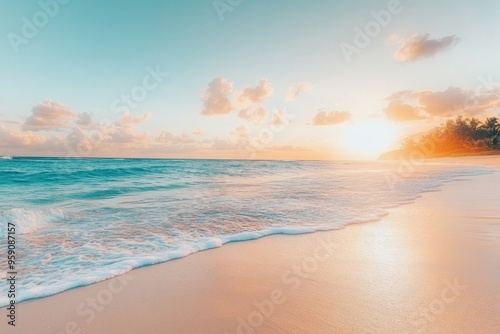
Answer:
(109, 128, 149, 146)
(311, 110, 351, 126)
(200, 78, 274, 118)
(66, 127, 96, 153)
(0, 125, 47, 148)
(235, 79, 273, 105)
(116, 111, 152, 127)
(390, 33, 459, 62)
(3, 100, 205, 156)
(154, 131, 198, 151)
(230, 125, 250, 139)
(384, 100, 423, 121)
(3, 93, 320, 158)
(192, 128, 204, 135)
(238, 105, 268, 124)
(210, 138, 240, 150)
(0, 117, 22, 126)
(76, 112, 93, 128)
(416, 87, 500, 116)
(200, 78, 234, 116)
(386, 90, 413, 101)
(286, 82, 314, 100)
(23, 100, 77, 131)
(269, 110, 290, 128)
(65, 125, 198, 156)
(156, 131, 175, 143)
(383, 87, 500, 121)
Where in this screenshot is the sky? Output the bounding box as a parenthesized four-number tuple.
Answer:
(0, 0, 499, 160)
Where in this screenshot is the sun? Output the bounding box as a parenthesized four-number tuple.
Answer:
(344, 120, 397, 159)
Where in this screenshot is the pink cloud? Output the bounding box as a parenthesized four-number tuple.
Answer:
(390, 33, 459, 62)
(235, 79, 273, 105)
(384, 100, 424, 121)
(416, 87, 500, 116)
(23, 100, 77, 131)
(238, 105, 268, 124)
(0, 125, 47, 148)
(116, 111, 152, 127)
(384, 87, 500, 121)
(287, 82, 314, 101)
(311, 111, 351, 126)
(200, 78, 234, 116)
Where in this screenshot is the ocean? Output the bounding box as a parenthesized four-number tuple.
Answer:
(0, 157, 492, 306)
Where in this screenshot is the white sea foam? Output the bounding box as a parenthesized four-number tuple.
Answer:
(0, 208, 64, 238)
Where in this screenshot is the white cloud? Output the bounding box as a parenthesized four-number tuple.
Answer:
(23, 100, 77, 131)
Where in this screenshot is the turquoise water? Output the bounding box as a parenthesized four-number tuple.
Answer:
(0, 157, 492, 306)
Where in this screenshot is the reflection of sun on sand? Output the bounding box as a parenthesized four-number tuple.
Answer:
(2, 156, 500, 334)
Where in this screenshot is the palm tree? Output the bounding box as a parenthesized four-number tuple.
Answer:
(480, 117, 499, 148)
(482, 117, 499, 134)
(469, 117, 481, 132)
(401, 137, 416, 151)
(404, 115, 500, 155)
(463, 117, 482, 147)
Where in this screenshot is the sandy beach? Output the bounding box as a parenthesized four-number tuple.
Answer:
(2, 156, 500, 334)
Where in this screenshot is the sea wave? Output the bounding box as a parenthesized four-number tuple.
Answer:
(0, 208, 65, 238)
(0, 158, 494, 307)
(0, 218, 381, 307)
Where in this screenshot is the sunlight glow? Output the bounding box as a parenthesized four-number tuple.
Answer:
(344, 120, 397, 159)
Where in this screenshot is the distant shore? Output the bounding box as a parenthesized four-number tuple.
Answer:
(380, 116, 500, 161)
(379, 148, 500, 160)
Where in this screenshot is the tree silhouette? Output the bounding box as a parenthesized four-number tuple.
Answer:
(400, 115, 500, 157)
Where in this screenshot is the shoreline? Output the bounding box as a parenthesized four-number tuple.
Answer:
(0, 157, 491, 308)
(2, 156, 500, 333)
